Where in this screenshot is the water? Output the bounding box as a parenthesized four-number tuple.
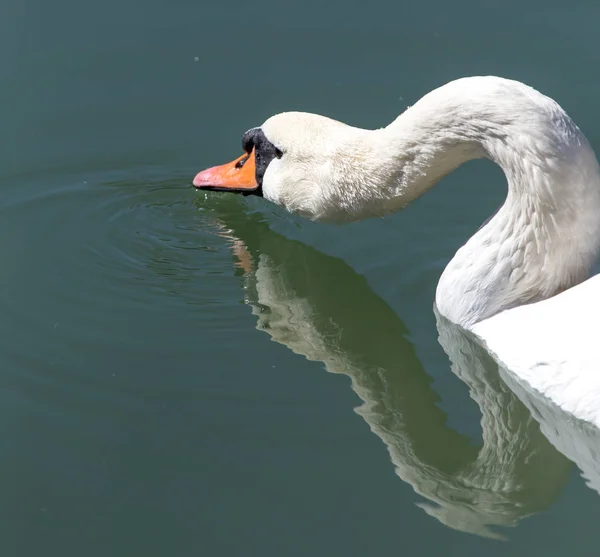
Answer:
(2, 0, 600, 554)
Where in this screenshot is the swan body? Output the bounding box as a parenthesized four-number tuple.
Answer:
(474, 274, 600, 426)
(194, 76, 600, 426)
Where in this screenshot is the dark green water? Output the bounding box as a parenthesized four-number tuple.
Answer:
(2, 0, 600, 554)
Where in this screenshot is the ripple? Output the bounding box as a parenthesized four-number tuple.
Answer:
(0, 169, 250, 408)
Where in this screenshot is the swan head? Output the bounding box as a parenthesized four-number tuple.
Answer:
(194, 112, 400, 222)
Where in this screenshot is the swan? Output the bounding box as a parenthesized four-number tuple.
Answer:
(193, 76, 600, 427)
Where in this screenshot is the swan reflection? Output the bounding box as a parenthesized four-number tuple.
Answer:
(202, 200, 600, 539)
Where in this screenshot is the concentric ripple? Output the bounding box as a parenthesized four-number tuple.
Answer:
(0, 169, 251, 409)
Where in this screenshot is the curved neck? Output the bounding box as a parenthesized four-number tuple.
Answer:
(361, 77, 600, 327)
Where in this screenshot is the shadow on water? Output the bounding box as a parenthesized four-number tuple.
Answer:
(191, 196, 574, 540)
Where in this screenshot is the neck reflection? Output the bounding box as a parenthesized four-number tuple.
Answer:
(203, 199, 571, 540)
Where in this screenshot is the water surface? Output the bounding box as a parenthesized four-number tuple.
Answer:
(2, 0, 600, 554)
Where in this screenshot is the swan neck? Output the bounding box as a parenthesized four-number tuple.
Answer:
(378, 77, 600, 326)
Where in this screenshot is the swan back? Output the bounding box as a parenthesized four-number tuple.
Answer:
(473, 274, 600, 426)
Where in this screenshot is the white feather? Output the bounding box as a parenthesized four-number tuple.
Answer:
(256, 76, 600, 426)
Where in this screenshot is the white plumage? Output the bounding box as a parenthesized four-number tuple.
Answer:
(254, 76, 600, 427)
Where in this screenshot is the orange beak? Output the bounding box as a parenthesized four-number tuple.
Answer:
(193, 150, 259, 193)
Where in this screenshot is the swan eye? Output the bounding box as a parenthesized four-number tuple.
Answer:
(275, 147, 283, 159)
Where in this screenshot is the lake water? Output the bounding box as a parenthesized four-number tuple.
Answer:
(2, 0, 600, 554)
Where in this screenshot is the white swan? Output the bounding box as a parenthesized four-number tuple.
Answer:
(194, 76, 600, 426)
